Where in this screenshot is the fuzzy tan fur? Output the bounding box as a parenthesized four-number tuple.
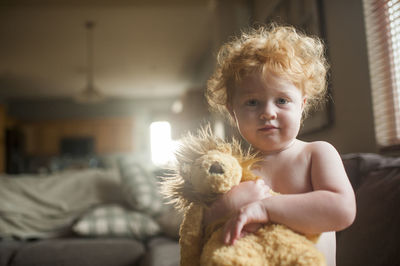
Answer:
(161, 126, 326, 266)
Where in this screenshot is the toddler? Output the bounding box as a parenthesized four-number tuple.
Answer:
(204, 24, 356, 266)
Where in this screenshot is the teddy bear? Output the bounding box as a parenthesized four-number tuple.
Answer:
(161, 125, 326, 266)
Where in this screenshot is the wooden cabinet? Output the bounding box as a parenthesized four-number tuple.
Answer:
(21, 117, 135, 156)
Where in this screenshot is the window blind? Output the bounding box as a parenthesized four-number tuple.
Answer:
(363, 0, 400, 148)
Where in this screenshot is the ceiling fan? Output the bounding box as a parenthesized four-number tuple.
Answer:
(75, 21, 104, 103)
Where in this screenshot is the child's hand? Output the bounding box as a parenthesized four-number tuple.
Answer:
(203, 179, 270, 226)
(222, 200, 269, 245)
(224, 179, 270, 211)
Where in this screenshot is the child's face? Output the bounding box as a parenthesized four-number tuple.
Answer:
(229, 73, 305, 154)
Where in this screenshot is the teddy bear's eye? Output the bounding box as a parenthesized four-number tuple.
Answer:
(209, 162, 224, 174)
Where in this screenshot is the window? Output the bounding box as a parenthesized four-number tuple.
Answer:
(150, 121, 178, 166)
(363, 0, 400, 148)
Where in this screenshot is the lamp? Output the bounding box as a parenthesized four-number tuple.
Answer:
(75, 21, 104, 103)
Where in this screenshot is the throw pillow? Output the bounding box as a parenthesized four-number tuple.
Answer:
(73, 205, 161, 240)
(119, 158, 164, 216)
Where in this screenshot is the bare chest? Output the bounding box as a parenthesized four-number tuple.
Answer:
(253, 153, 313, 194)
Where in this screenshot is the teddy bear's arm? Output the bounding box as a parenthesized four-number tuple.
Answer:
(179, 203, 204, 266)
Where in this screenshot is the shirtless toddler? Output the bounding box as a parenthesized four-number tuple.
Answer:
(204, 24, 356, 266)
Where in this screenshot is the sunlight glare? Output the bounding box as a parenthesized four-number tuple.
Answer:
(150, 121, 177, 166)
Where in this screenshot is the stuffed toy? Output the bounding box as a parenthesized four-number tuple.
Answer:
(162, 126, 326, 266)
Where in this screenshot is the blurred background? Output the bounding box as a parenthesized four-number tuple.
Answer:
(0, 0, 382, 173)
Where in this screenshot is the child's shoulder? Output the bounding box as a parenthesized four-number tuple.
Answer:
(299, 140, 342, 165)
(300, 140, 340, 157)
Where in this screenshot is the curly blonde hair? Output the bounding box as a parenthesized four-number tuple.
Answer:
(206, 24, 329, 120)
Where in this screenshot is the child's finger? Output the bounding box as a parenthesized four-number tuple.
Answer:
(230, 215, 247, 244)
(223, 215, 243, 245)
(222, 219, 235, 244)
(255, 179, 265, 185)
(255, 179, 271, 196)
(223, 230, 231, 245)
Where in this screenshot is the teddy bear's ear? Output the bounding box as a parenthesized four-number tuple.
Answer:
(217, 143, 232, 154)
(179, 163, 191, 178)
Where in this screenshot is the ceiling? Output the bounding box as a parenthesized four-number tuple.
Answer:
(0, 0, 251, 102)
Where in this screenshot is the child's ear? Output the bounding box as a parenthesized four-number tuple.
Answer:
(302, 97, 307, 111)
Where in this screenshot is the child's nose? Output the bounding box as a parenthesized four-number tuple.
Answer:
(259, 103, 277, 120)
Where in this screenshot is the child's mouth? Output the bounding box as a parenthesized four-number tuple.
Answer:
(258, 125, 278, 131)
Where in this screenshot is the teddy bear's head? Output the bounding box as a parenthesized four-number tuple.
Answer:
(162, 125, 258, 210)
(187, 147, 242, 195)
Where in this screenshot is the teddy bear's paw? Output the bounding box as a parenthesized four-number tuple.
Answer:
(255, 225, 326, 266)
(201, 247, 265, 266)
(200, 229, 266, 266)
(294, 252, 326, 266)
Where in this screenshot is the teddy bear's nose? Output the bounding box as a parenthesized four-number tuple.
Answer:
(209, 162, 224, 174)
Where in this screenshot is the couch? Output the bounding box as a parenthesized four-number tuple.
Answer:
(0, 155, 182, 266)
(0, 236, 180, 266)
(0, 153, 398, 266)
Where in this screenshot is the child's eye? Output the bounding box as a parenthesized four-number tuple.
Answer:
(245, 99, 259, 106)
(276, 98, 289, 105)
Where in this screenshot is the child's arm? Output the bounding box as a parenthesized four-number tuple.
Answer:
(203, 179, 271, 227)
(223, 141, 356, 245)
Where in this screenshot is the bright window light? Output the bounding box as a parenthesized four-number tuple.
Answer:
(150, 121, 178, 166)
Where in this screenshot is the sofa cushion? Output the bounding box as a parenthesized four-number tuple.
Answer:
(9, 238, 145, 266)
(73, 205, 161, 240)
(0, 240, 23, 266)
(337, 166, 400, 266)
(139, 237, 180, 266)
(342, 153, 400, 189)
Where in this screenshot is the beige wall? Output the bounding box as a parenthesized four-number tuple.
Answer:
(302, 0, 377, 154)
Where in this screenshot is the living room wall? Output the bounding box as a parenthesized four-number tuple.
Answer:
(301, 0, 377, 154)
